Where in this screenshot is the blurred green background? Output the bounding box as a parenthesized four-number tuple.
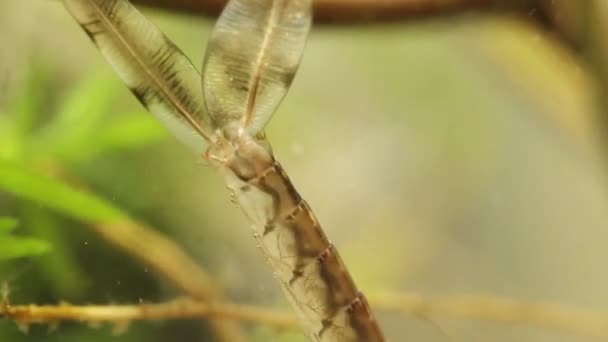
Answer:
(1, 1, 608, 341)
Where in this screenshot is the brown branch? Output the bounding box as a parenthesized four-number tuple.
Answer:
(0, 297, 296, 332)
(4, 293, 608, 339)
(132, 0, 534, 23)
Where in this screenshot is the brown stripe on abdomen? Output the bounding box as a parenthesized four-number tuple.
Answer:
(346, 293, 386, 342)
(224, 147, 384, 341)
(246, 160, 302, 222)
(249, 163, 381, 340)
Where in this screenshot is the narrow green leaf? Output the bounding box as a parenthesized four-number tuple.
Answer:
(18, 205, 87, 296)
(57, 112, 168, 162)
(0, 108, 24, 163)
(96, 114, 168, 150)
(11, 62, 52, 137)
(0, 217, 18, 234)
(34, 72, 119, 159)
(0, 161, 125, 223)
(0, 236, 51, 260)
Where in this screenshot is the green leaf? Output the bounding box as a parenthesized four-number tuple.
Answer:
(0, 216, 51, 261)
(0, 63, 52, 163)
(11, 62, 52, 137)
(18, 205, 87, 296)
(96, 113, 168, 150)
(57, 112, 168, 162)
(0, 108, 24, 163)
(0, 217, 18, 234)
(34, 73, 168, 162)
(0, 236, 51, 260)
(0, 161, 125, 223)
(34, 72, 119, 159)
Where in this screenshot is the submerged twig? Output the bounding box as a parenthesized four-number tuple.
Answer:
(131, 0, 531, 23)
(0, 297, 296, 332)
(3, 293, 608, 339)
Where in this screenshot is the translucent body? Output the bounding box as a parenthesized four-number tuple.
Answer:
(64, 0, 386, 339)
(208, 132, 385, 341)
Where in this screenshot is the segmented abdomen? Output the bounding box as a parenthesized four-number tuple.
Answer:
(223, 154, 384, 342)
